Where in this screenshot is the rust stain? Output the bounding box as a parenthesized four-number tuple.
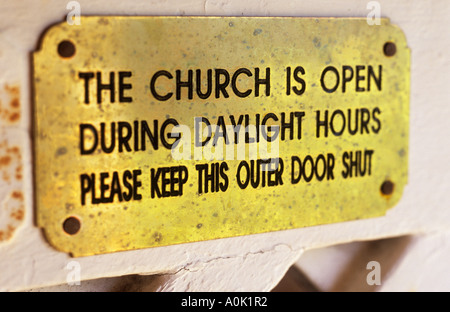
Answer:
(0, 227, 16, 241)
(0, 135, 24, 243)
(0, 155, 11, 166)
(0, 190, 25, 242)
(11, 190, 23, 200)
(0, 84, 20, 125)
(15, 164, 22, 180)
(10, 98, 19, 109)
(4, 85, 19, 96)
(0, 143, 22, 183)
(4, 225, 16, 241)
(2, 170, 10, 182)
(10, 208, 24, 221)
(8, 146, 20, 155)
(8, 112, 20, 122)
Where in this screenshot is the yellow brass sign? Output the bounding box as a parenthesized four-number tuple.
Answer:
(34, 17, 409, 257)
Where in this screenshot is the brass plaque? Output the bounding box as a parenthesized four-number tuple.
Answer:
(34, 17, 409, 257)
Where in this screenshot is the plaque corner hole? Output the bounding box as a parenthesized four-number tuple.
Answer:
(63, 216, 81, 235)
(383, 41, 396, 57)
(380, 180, 395, 196)
(58, 40, 76, 58)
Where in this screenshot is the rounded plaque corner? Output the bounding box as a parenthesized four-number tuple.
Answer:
(33, 20, 69, 54)
(385, 21, 410, 52)
(382, 180, 408, 214)
(37, 223, 78, 257)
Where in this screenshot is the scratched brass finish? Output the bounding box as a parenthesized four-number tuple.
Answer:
(34, 17, 409, 256)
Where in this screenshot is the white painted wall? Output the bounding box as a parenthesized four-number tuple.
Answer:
(0, 0, 449, 291)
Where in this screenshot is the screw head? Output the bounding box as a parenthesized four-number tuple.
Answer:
(383, 42, 396, 57)
(63, 216, 81, 235)
(380, 180, 394, 195)
(58, 40, 76, 58)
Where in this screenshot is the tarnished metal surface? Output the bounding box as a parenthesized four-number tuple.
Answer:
(33, 17, 409, 257)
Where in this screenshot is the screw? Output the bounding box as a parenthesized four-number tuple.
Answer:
(380, 180, 394, 195)
(383, 42, 396, 57)
(63, 216, 81, 235)
(58, 40, 76, 58)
